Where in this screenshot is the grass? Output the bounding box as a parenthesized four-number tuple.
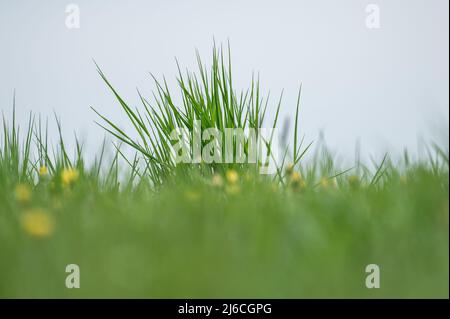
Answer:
(0, 45, 448, 298)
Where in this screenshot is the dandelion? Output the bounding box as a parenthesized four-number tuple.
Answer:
(290, 171, 306, 191)
(21, 208, 54, 238)
(15, 184, 31, 203)
(61, 168, 79, 187)
(226, 169, 239, 184)
(290, 171, 301, 181)
(39, 165, 48, 177)
(211, 174, 224, 187)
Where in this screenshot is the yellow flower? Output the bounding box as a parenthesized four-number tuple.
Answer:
(21, 208, 54, 238)
(61, 168, 79, 187)
(290, 171, 306, 191)
(15, 184, 31, 203)
(226, 169, 239, 184)
(291, 171, 302, 182)
(39, 165, 48, 177)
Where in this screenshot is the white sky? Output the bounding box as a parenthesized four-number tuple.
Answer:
(0, 0, 448, 163)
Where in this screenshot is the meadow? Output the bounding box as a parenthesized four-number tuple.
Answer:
(0, 46, 448, 298)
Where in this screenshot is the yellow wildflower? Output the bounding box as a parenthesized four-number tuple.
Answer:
(290, 171, 306, 191)
(226, 169, 239, 184)
(39, 165, 48, 177)
(61, 168, 79, 187)
(21, 208, 54, 238)
(15, 184, 31, 203)
(290, 171, 302, 181)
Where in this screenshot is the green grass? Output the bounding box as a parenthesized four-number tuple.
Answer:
(0, 46, 448, 298)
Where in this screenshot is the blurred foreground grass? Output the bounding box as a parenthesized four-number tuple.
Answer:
(0, 165, 448, 298)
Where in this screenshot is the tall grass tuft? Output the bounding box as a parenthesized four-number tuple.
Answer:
(92, 44, 311, 186)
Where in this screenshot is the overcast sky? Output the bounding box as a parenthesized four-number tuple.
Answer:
(0, 0, 448, 163)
